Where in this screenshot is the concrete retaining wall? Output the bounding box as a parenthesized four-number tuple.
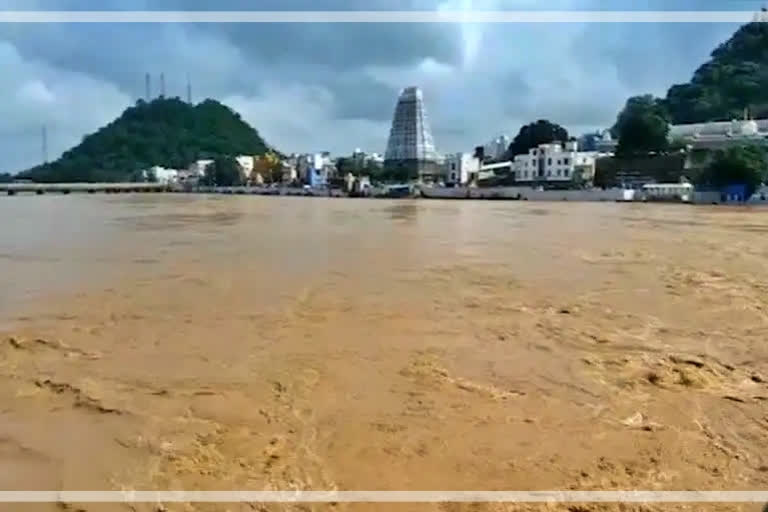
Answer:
(466, 187, 623, 201)
(692, 191, 722, 204)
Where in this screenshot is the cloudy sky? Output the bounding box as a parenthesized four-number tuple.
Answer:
(0, 0, 764, 172)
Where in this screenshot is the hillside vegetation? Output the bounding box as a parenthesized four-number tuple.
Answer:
(665, 21, 768, 124)
(20, 98, 270, 182)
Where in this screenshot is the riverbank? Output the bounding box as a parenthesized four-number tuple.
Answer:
(5, 182, 767, 206)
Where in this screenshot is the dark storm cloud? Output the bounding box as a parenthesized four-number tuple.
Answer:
(331, 77, 399, 121)
(1, 0, 768, 170)
(0, 0, 464, 71)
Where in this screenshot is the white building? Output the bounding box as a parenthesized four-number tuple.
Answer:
(144, 166, 179, 184)
(281, 161, 298, 184)
(367, 152, 384, 167)
(443, 152, 481, 185)
(512, 141, 598, 184)
(350, 149, 385, 170)
(189, 159, 214, 176)
(483, 135, 511, 160)
(669, 118, 762, 139)
(235, 155, 255, 178)
(668, 119, 768, 150)
(595, 130, 617, 154)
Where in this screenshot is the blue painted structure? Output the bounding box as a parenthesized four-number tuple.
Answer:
(308, 166, 327, 188)
(721, 184, 748, 202)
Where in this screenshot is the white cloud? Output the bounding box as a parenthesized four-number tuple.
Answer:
(0, 41, 130, 172)
(17, 79, 55, 105)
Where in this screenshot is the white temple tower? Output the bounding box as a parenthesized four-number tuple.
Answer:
(384, 86, 439, 182)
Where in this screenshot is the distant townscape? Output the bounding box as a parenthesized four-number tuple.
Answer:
(3, 17, 768, 204)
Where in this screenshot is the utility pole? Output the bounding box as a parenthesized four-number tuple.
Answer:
(145, 72, 151, 101)
(160, 72, 166, 98)
(186, 73, 192, 104)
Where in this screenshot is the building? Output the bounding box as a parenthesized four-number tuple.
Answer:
(483, 135, 511, 161)
(512, 141, 598, 187)
(479, 161, 514, 180)
(281, 161, 298, 184)
(669, 118, 768, 149)
(144, 166, 179, 184)
(350, 149, 385, 172)
(367, 152, 385, 167)
(443, 152, 480, 185)
(189, 159, 214, 176)
(355, 176, 372, 194)
(351, 149, 367, 170)
(176, 169, 200, 185)
(235, 155, 255, 179)
(384, 86, 440, 182)
(578, 130, 616, 153)
(596, 131, 617, 153)
(297, 152, 335, 188)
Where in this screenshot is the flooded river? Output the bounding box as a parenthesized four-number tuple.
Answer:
(0, 195, 767, 511)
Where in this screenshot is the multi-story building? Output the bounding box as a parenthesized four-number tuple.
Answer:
(144, 166, 180, 184)
(483, 135, 511, 161)
(442, 152, 480, 185)
(235, 155, 255, 179)
(297, 152, 335, 188)
(512, 141, 598, 187)
(281, 161, 298, 184)
(189, 159, 214, 176)
(350, 149, 385, 171)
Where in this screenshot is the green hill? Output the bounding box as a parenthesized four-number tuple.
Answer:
(665, 20, 768, 124)
(20, 97, 271, 182)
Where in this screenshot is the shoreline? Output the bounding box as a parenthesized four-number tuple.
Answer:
(2, 183, 766, 205)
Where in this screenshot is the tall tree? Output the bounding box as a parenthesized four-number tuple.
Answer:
(507, 120, 569, 157)
(614, 95, 670, 157)
(696, 145, 767, 196)
(201, 156, 244, 186)
(665, 21, 768, 124)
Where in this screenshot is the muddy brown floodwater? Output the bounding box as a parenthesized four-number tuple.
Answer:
(0, 195, 767, 512)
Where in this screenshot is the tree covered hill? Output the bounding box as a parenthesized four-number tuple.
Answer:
(665, 20, 768, 124)
(20, 97, 271, 182)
